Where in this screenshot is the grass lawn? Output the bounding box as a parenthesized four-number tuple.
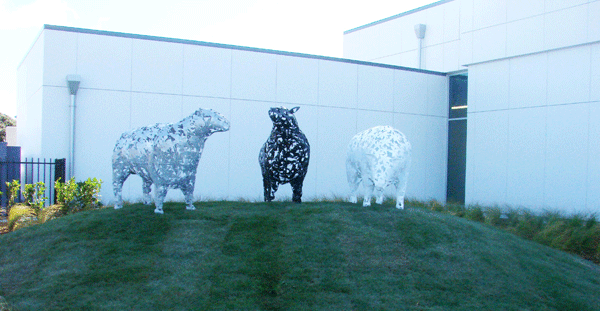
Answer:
(1, 201, 599, 310)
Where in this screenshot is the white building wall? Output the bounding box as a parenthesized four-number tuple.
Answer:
(17, 26, 449, 205)
(344, 0, 600, 72)
(343, 0, 462, 72)
(466, 42, 600, 214)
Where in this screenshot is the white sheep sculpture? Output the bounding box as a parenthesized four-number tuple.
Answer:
(112, 108, 230, 214)
(346, 125, 411, 209)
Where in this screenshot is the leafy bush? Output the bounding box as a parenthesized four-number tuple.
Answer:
(8, 181, 61, 232)
(23, 182, 46, 211)
(76, 177, 102, 210)
(464, 205, 485, 222)
(6, 177, 102, 232)
(0, 112, 16, 143)
(55, 177, 102, 213)
(4, 180, 20, 212)
(55, 177, 78, 211)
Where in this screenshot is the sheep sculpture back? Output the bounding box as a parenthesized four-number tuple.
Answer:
(346, 125, 411, 209)
(112, 108, 230, 214)
(259, 106, 310, 203)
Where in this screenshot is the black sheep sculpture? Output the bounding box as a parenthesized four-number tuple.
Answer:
(259, 106, 310, 203)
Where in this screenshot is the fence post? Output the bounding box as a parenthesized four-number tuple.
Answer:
(54, 158, 66, 204)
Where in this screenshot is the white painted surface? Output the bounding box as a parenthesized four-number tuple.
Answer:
(465, 44, 600, 212)
(183, 45, 232, 98)
(132, 39, 184, 94)
(231, 50, 277, 102)
(357, 65, 394, 112)
(505, 107, 546, 209)
(509, 53, 547, 109)
(318, 60, 358, 109)
(343, 0, 599, 72)
(547, 46, 591, 106)
(77, 33, 132, 92)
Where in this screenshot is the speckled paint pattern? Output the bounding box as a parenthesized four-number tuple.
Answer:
(112, 108, 230, 214)
(346, 125, 411, 209)
(259, 106, 310, 203)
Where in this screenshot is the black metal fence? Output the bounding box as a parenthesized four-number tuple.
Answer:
(0, 158, 66, 207)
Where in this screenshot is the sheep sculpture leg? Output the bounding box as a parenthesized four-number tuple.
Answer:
(182, 183, 196, 210)
(142, 178, 153, 205)
(395, 163, 410, 209)
(346, 160, 360, 204)
(152, 185, 168, 214)
(262, 178, 278, 202)
(290, 176, 305, 203)
(112, 170, 130, 210)
(362, 182, 375, 207)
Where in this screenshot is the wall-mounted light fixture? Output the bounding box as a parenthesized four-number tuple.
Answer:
(66, 74, 81, 179)
(414, 24, 426, 69)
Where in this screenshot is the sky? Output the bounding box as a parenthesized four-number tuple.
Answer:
(0, 0, 436, 119)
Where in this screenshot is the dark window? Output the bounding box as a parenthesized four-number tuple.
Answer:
(446, 75, 468, 204)
(449, 75, 468, 119)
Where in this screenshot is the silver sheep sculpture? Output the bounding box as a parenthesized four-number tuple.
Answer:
(346, 125, 411, 209)
(112, 108, 230, 214)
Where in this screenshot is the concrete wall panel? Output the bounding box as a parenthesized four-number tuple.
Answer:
(357, 65, 394, 112)
(544, 103, 589, 211)
(43, 30, 77, 88)
(318, 60, 358, 109)
(506, 107, 546, 209)
(394, 70, 428, 115)
(506, 15, 544, 57)
(587, 102, 600, 213)
(276, 55, 319, 106)
(183, 45, 232, 98)
(506, 0, 544, 22)
(470, 110, 509, 205)
(77, 33, 132, 91)
(131, 39, 183, 94)
(231, 50, 277, 102)
(547, 46, 591, 106)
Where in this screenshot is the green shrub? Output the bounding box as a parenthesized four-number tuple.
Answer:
(4, 180, 20, 212)
(484, 206, 508, 228)
(533, 214, 600, 263)
(464, 205, 485, 223)
(55, 177, 102, 213)
(8, 180, 62, 232)
(23, 182, 47, 211)
(76, 177, 102, 210)
(510, 210, 544, 240)
(55, 177, 78, 212)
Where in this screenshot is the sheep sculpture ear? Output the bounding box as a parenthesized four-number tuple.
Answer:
(290, 107, 300, 114)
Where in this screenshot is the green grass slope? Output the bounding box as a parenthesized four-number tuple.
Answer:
(1, 202, 599, 310)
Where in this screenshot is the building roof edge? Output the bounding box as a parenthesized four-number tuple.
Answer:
(42, 24, 446, 76)
(343, 0, 454, 35)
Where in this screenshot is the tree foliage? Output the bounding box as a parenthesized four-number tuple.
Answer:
(0, 112, 16, 142)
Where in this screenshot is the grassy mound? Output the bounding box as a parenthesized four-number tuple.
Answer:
(1, 202, 599, 310)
